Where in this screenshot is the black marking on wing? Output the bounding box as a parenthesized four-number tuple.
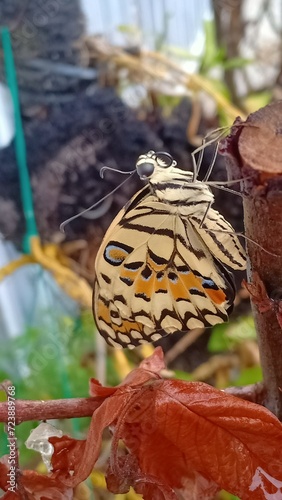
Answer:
(193, 217, 245, 266)
(156, 271, 164, 281)
(101, 273, 111, 284)
(99, 295, 110, 307)
(201, 279, 219, 290)
(123, 185, 151, 215)
(176, 265, 190, 274)
(113, 294, 127, 304)
(110, 310, 120, 318)
(132, 309, 152, 320)
(213, 260, 235, 310)
(135, 292, 150, 301)
(168, 272, 178, 283)
(122, 222, 175, 238)
(189, 288, 206, 297)
(148, 248, 167, 265)
(151, 181, 197, 191)
(157, 308, 185, 328)
(141, 266, 152, 280)
(120, 277, 134, 286)
(124, 261, 144, 270)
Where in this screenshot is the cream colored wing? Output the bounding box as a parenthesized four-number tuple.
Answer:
(94, 192, 237, 349)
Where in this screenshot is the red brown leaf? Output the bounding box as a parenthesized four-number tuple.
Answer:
(117, 380, 282, 499)
(0, 455, 73, 499)
(52, 348, 282, 499)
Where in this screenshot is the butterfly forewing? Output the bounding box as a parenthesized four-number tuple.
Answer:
(94, 152, 246, 348)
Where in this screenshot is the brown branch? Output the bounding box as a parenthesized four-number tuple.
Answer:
(0, 397, 103, 425)
(220, 101, 282, 419)
(0, 384, 268, 426)
(224, 382, 266, 406)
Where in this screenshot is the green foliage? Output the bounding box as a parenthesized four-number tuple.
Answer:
(233, 365, 263, 386)
(0, 311, 98, 466)
(244, 90, 272, 113)
(173, 370, 193, 381)
(155, 94, 182, 115)
(118, 24, 140, 35)
(208, 316, 256, 352)
(200, 20, 251, 75)
(219, 492, 240, 500)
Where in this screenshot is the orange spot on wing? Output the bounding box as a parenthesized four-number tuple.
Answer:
(167, 277, 188, 301)
(122, 320, 143, 334)
(120, 269, 138, 282)
(170, 271, 226, 305)
(170, 272, 203, 300)
(97, 296, 144, 337)
(135, 274, 154, 296)
(97, 298, 111, 324)
(205, 288, 226, 305)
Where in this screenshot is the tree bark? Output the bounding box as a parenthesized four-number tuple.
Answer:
(220, 101, 282, 419)
(212, 0, 244, 107)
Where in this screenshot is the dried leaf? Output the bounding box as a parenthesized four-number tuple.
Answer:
(51, 348, 282, 499)
(0, 455, 73, 499)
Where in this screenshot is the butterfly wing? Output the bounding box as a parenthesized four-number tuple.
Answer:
(189, 208, 246, 271)
(94, 188, 238, 349)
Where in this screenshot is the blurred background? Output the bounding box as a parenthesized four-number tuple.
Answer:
(0, 0, 281, 498)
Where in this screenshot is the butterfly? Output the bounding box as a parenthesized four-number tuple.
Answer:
(93, 150, 246, 349)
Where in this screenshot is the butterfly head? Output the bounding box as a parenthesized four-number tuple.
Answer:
(136, 150, 177, 180)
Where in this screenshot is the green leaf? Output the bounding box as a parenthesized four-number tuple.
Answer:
(233, 366, 263, 386)
(173, 370, 193, 381)
(117, 24, 140, 35)
(208, 323, 232, 352)
(219, 491, 241, 500)
(201, 20, 223, 73)
(208, 316, 256, 353)
(221, 57, 252, 70)
(244, 91, 272, 113)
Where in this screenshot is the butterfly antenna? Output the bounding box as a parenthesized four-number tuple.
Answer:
(100, 166, 135, 178)
(60, 171, 136, 232)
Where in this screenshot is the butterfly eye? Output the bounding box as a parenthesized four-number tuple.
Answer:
(137, 161, 155, 179)
(155, 152, 175, 168)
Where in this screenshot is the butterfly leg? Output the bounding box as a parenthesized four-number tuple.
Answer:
(191, 127, 230, 182)
(202, 142, 219, 182)
(199, 201, 213, 229)
(191, 137, 206, 182)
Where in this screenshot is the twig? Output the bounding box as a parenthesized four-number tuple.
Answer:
(0, 398, 103, 425)
(0, 383, 268, 426)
